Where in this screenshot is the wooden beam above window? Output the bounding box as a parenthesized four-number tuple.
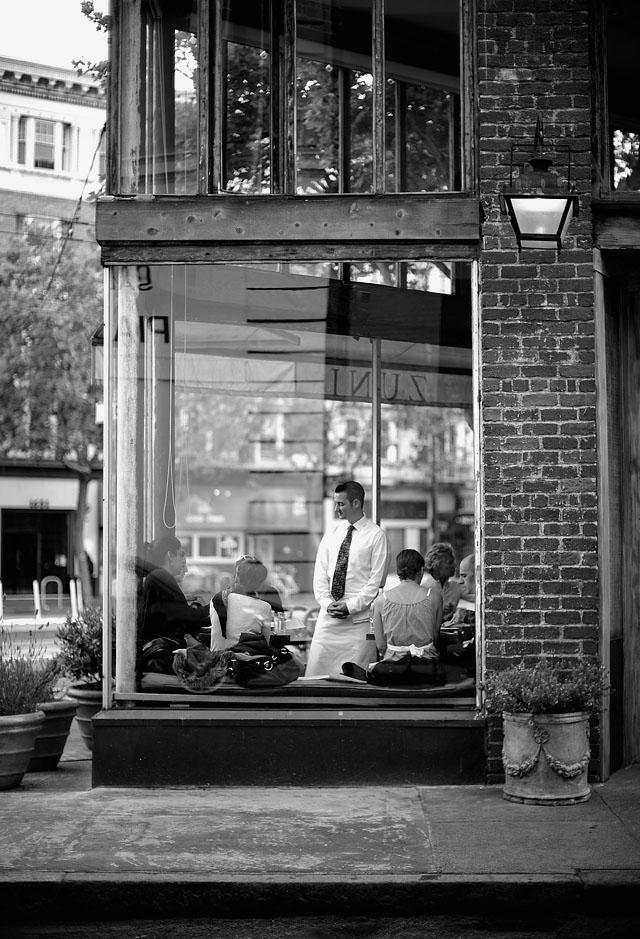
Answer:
(96, 193, 481, 264)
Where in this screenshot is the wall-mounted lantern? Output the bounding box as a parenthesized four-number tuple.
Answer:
(500, 118, 579, 252)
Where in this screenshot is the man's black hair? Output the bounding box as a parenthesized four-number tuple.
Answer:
(335, 480, 365, 504)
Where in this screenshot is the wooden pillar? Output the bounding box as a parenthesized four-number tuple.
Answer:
(114, 266, 141, 694)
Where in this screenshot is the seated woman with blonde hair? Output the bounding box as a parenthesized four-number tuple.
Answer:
(209, 556, 284, 650)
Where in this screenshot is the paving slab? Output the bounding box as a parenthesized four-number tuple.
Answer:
(1, 725, 639, 922)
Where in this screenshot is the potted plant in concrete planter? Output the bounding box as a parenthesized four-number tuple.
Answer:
(56, 606, 110, 751)
(482, 658, 609, 806)
(0, 629, 57, 789)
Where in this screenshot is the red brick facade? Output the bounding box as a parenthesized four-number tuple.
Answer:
(477, 0, 599, 777)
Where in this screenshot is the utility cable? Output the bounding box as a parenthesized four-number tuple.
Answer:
(41, 123, 106, 301)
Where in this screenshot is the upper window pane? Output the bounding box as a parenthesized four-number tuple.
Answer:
(34, 120, 55, 169)
(297, 0, 373, 194)
(137, 0, 199, 194)
(127, 0, 463, 195)
(385, 1, 461, 192)
(224, 0, 272, 195)
(607, 1, 640, 192)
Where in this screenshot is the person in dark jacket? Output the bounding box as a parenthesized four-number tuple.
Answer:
(140, 536, 211, 645)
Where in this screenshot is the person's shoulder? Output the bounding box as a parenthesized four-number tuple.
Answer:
(422, 573, 443, 594)
(362, 517, 388, 542)
(359, 515, 382, 531)
(145, 567, 170, 586)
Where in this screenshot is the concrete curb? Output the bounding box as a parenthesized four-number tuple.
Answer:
(3, 871, 640, 922)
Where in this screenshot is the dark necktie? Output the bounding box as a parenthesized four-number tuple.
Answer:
(331, 525, 355, 600)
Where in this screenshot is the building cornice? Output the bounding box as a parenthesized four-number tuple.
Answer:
(0, 56, 105, 108)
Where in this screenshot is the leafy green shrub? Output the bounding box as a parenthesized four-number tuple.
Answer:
(0, 629, 60, 716)
(56, 606, 106, 685)
(481, 659, 609, 716)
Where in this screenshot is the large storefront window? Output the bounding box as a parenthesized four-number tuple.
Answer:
(126, 0, 463, 195)
(108, 259, 475, 697)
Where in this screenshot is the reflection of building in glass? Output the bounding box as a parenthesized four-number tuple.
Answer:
(0, 57, 105, 611)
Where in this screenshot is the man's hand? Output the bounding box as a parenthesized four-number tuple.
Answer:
(327, 600, 349, 618)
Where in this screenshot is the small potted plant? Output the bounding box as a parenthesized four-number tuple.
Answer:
(0, 629, 57, 789)
(482, 658, 609, 805)
(56, 606, 112, 751)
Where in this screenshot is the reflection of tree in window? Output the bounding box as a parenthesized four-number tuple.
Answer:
(613, 130, 640, 191)
(297, 58, 339, 194)
(225, 43, 271, 193)
(386, 81, 456, 193)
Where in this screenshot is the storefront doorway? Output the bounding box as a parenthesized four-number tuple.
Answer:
(596, 254, 640, 774)
(1, 509, 72, 594)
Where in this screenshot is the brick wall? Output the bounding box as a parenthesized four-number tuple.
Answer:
(477, 0, 599, 779)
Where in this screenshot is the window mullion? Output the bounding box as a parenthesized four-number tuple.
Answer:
(372, 0, 385, 194)
(395, 81, 406, 192)
(199, 0, 217, 192)
(339, 67, 350, 194)
(270, 0, 284, 193)
(282, 0, 297, 194)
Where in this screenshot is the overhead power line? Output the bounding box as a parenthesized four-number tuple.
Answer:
(41, 123, 106, 301)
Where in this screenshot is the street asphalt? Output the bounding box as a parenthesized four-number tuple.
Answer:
(1, 720, 639, 926)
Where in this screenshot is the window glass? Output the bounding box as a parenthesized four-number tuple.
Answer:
(384, 0, 461, 192)
(221, 0, 271, 193)
(109, 258, 475, 695)
(34, 120, 55, 169)
(297, 0, 373, 194)
(131, 1, 463, 195)
(61, 124, 71, 173)
(17, 116, 27, 165)
(138, 0, 199, 194)
(606, 2, 640, 191)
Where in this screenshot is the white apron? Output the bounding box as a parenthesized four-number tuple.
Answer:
(305, 608, 377, 677)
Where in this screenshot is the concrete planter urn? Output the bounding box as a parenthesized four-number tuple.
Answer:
(482, 658, 609, 806)
(0, 712, 45, 790)
(65, 683, 103, 751)
(27, 699, 79, 772)
(502, 711, 591, 805)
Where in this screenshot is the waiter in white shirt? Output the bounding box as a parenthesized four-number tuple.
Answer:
(306, 480, 390, 677)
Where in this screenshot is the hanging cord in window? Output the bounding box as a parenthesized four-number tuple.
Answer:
(162, 265, 177, 530)
(41, 123, 106, 302)
(176, 265, 191, 520)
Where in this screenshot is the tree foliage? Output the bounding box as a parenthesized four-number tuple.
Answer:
(0, 228, 103, 598)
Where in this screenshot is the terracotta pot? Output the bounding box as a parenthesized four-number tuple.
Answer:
(65, 684, 103, 752)
(0, 711, 45, 790)
(27, 699, 78, 772)
(502, 711, 591, 805)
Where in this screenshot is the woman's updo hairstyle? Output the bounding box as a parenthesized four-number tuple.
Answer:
(234, 557, 268, 593)
(396, 548, 425, 581)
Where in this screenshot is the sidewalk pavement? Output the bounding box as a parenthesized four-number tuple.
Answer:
(1, 720, 639, 924)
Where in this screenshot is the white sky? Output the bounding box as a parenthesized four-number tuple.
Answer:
(0, 0, 109, 71)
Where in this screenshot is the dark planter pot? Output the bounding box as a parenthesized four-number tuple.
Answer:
(65, 683, 103, 752)
(27, 699, 79, 772)
(0, 711, 45, 790)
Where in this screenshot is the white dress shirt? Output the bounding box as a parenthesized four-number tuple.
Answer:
(313, 515, 389, 616)
(306, 515, 389, 677)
